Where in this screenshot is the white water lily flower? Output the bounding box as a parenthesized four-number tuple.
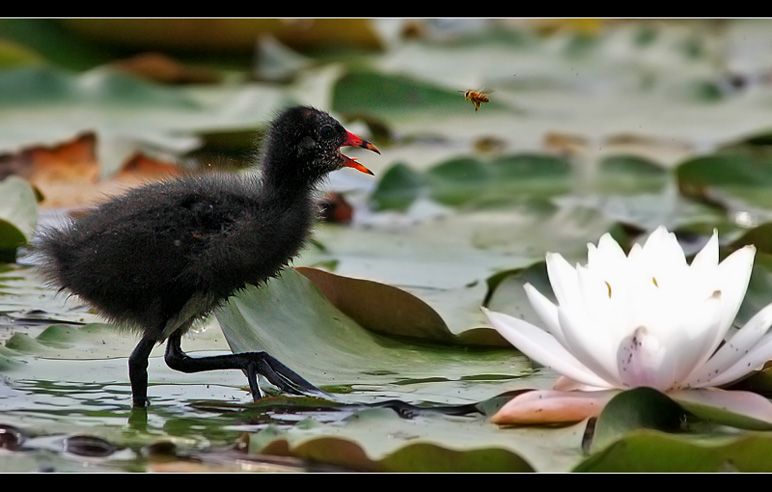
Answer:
(483, 226, 772, 425)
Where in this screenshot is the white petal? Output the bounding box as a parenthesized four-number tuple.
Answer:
(665, 291, 726, 386)
(626, 242, 643, 262)
(482, 308, 612, 388)
(689, 229, 719, 273)
(545, 252, 580, 308)
(523, 283, 565, 344)
(619, 289, 722, 391)
(552, 375, 602, 391)
(670, 388, 772, 426)
(587, 233, 627, 272)
(641, 226, 687, 272)
(575, 263, 631, 341)
(686, 301, 772, 388)
(597, 232, 627, 258)
(682, 245, 758, 379)
(714, 245, 756, 338)
(702, 331, 772, 387)
(616, 325, 675, 390)
(557, 306, 623, 387)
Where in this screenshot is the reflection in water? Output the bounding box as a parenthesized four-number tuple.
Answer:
(2, 377, 263, 439)
(0, 373, 294, 470)
(0, 424, 25, 450)
(63, 434, 117, 457)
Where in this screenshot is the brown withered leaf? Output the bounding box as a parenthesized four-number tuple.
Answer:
(110, 52, 221, 85)
(0, 132, 98, 184)
(0, 133, 186, 209)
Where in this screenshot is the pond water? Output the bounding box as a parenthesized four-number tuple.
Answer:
(0, 260, 346, 471)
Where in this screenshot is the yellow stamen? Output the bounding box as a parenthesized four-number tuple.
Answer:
(605, 281, 612, 298)
(652, 276, 658, 287)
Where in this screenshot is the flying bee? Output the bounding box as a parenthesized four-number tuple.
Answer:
(460, 89, 491, 111)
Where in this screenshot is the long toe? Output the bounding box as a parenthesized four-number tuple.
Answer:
(254, 352, 326, 398)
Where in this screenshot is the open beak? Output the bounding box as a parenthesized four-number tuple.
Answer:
(340, 130, 380, 175)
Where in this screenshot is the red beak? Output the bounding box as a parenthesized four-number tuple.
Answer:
(340, 130, 380, 175)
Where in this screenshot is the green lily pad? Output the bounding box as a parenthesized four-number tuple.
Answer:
(369, 162, 427, 211)
(250, 406, 587, 472)
(296, 266, 457, 344)
(0, 19, 119, 71)
(672, 389, 772, 431)
(426, 156, 494, 206)
(590, 387, 685, 453)
(594, 154, 669, 194)
(215, 268, 531, 403)
(575, 431, 772, 472)
(0, 66, 195, 108)
(676, 152, 772, 220)
(332, 70, 510, 117)
(370, 153, 573, 211)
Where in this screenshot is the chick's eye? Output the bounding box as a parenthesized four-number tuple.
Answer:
(320, 125, 335, 140)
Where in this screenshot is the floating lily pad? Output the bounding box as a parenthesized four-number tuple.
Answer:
(369, 162, 427, 211)
(676, 152, 772, 223)
(589, 387, 685, 453)
(371, 153, 573, 211)
(332, 70, 509, 117)
(0, 177, 38, 262)
(215, 268, 530, 404)
(575, 431, 772, 472)
(250, 406, 586, 472)
(296, 266, 456, 344)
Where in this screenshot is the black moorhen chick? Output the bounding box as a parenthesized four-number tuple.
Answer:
(33, 106, 379, 407)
